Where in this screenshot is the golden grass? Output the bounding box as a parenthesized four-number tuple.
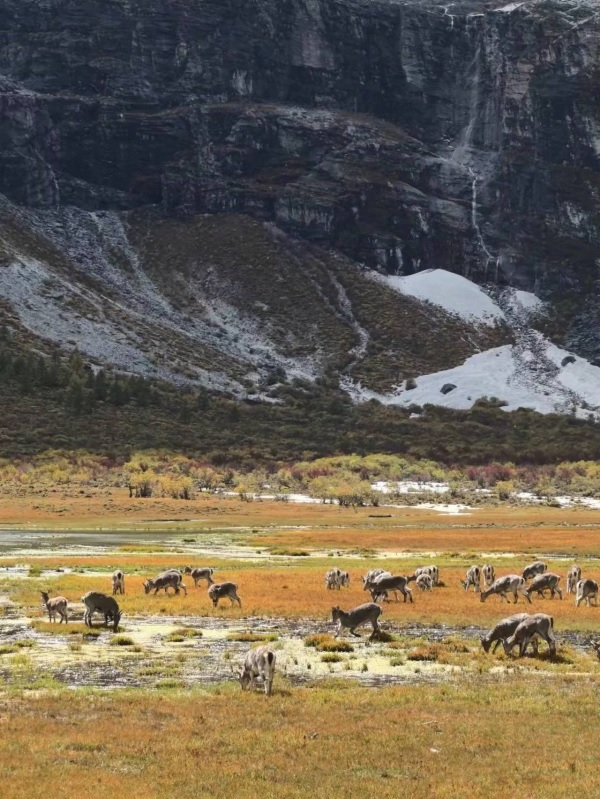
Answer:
(3, 489, 600, 544)
(2, 678, 600, 798)
(255, 518, 600, 555)
(8, 563, 600, 631)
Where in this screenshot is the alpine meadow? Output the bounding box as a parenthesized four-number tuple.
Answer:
(0, 0, 600, 796)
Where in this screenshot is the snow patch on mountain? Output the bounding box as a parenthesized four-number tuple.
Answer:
(342, 341, 600, 418)
(371, 268, 506, 326)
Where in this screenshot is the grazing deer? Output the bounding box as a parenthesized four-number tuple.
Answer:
(81, 592, 122, 631)
(575, 579, 599, 607)
(325, 568, 343, 590)
(40, 591, 68, 624)
(481, 613, 532, 654)
(208, 582, 242, 608)
(522, 561, 547, 581)
(362, 569, 386, 586)
(566, 565, 581, 594)
(332, 603, 382, 639)
(416, 573, 433, 591)
(112, 570, 125, 595)
(239, 646, 276, 696)
(184, 566, 214, 587)
(461, 565, 481, 592)
(528, 572, 562, 600)
(480, 575, 531, 604)
(408, 565, 439, 586)
(502, 613, 556, 657)
(143, 570, 187, 596)
(365, 574, 413, 604)
(482, 564, 495, 587)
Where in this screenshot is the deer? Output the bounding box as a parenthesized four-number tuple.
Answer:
(184, 566, 214, 587)
(238, 646, 276, 696)
(340, 571, 350, 588)
(480, 575, 531, 604)
(362, 569, 387, 586)
(522, 561, 547, 581)
(408, 565, 439, 586)
(40, 591, 68, 624)
(112, 570, 125, 595)
(566, 565, 582, 594)
(502, 613, 556, 658)
(331, 603, 382, 639)
(416, 573, 433, 591)
(575, 578, 599, 607)
(482, 564, 495, 587)
(364, 573, 413, 604)
(527, 572, 562, 600)
(143, 570, 187, 596)
(325, 568, 342, 590)
(81, 591, 122, 631)
(461, 565, 481, 592)
(208, 582, 242, 608)
(481, 613, 532, 654)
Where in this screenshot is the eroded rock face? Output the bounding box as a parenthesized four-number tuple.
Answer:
(0, 0, 598, 350)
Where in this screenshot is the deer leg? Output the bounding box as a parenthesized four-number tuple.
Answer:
(350, 628, 361, 638)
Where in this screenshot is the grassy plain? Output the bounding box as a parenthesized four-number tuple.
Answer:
(2, 496, 600, 798)
(2, 678, 600, 798)
(6, 561, 600, 631)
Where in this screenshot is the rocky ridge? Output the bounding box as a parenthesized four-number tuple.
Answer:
(0, 0, 598, 410)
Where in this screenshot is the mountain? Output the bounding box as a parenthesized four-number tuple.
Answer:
(0, 0, 599, 417)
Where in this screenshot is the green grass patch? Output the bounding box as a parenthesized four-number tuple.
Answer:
(109, 635, 135, 647)
(320, 653, 344, 663)
(227, 631, 279, 643)
(304, 634, 354, 653)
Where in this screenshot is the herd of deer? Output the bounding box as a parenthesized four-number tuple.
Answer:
(36, 559, 600, 696)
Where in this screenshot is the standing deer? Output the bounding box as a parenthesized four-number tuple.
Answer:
(208, 582, 242, 608)
(331, 603, 382, 639)
(81, 592, 122, 631)
(362, 569, 386, 586)
(416, 574, 433, 591)
(143, 571, 187, 596)
(502, 613, 556, 658)
(40, 591, 68, 624)
(575, 579, 599, 607)
(408, 566, 439, 586)
(184, 566, 214, 587)
(238, 646, 276, 696)
(528, 572, 562, 600)
(566, 565, 582, 594)
(522, 561, 547, 581)
(461, 565, 481, 592)
(481, 613, 531, 654)
(325, 568, 343, 590)
(112, 570, 125, 595)
(365, 574, 413, 604)
(482, 564, 495, 587)
(480, 575, 531, 604)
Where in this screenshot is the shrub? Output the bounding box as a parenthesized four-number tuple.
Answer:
(304, 634, 353, 653)
(320, 653, 343, 663)
(109, 635, 135, 647)
(227, 632, 278, 643)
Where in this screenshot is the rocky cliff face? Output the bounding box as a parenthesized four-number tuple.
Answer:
(0, 0, 598, 388)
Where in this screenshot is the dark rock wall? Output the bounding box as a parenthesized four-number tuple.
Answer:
(0, 0, 598, 317)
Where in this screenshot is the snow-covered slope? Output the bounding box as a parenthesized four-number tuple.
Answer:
(345, 271, 600, 418)
(372, 269, 506, 326)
